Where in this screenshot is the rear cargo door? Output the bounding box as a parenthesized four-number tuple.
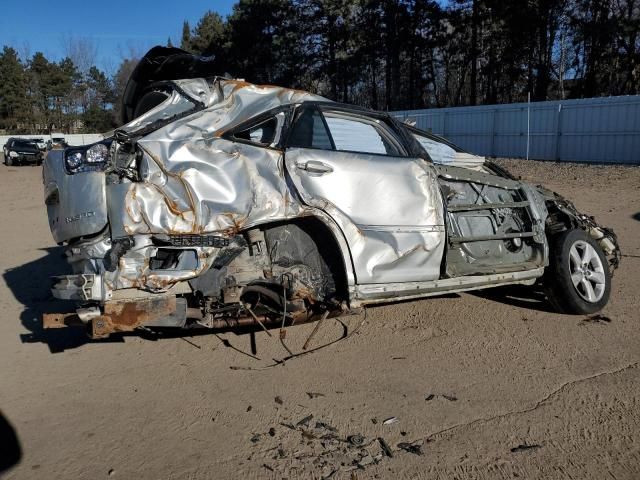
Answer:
(43, 150, 108, 243)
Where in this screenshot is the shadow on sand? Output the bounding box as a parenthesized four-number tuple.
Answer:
(2, 247, 265, 354)
(633, 212, 640, 222)
(2, 247, 99, 353)
(0, 410, 21, 474)
(470, 283, 556, 314)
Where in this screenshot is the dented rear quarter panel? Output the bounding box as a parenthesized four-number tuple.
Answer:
(109, 80, 325, 240)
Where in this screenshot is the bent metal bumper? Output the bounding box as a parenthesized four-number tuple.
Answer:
(41, 293, 344, 339)
(43, 295, 186, 339)
(41, 233, 225, 339)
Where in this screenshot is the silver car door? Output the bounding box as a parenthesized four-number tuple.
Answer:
(284, 106, 445, 284)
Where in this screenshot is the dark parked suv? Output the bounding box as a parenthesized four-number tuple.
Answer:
(3, 138, 44, 166)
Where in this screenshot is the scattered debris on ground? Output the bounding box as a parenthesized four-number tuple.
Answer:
(510, 443, 542, 453)
(246, 399, 432, 476)
(425, 393, 458, 402)
(296, 414, 313, 427)
(306, 392, 325, 399)
(397, 442, 424, 455)
(580, 314, 612, 325)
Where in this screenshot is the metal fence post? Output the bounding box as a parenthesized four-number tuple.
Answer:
(555, 103, 563, 161)
(490, 109, 497, 157)
(526, 93, 531, 160)
(442, 111, 448, 137)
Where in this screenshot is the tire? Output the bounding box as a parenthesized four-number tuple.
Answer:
(6, 155, 13, 166)
(544, 229, 611, 314)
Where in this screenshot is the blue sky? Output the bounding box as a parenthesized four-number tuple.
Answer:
(0, 0, 237, 73)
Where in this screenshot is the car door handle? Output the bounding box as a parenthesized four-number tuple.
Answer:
(296, 160, 333, 174)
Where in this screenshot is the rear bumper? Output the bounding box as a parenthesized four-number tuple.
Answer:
(44, 233, 217, 338)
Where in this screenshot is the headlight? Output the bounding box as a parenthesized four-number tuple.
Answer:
(65, 141, 112, 174)
(66, 151, 83, 169)
(87, 143, 109, 163)
(9, 151, 18, 158)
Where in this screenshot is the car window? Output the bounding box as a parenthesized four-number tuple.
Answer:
(14, 140, 37, 148)
(411, 132, 457, 165)
(231, 112, 285, 148)
(322, 111, 404, 156)
(287, 108, 333, 150)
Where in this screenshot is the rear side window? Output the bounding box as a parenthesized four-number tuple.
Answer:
(230, 111, 286, 148)
(322, 111, 404, 156)
(234, 117, 277, 145)
(287, 108, 333, 150)
(412, 133, 456, 164)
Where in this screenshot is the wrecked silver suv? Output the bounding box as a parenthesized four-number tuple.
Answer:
(42, 47, 619, 339)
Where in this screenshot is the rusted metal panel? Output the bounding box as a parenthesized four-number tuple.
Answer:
(42, 312, 84, 329)
(91, 295, 177, 338)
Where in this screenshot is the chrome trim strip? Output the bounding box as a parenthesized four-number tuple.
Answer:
(356, 224, 445, 233)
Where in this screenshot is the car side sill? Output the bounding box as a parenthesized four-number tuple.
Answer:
(353, 268, 544, 306)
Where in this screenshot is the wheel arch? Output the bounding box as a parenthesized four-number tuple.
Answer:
(243, 210, 357, 304)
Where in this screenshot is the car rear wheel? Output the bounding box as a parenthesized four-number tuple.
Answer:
(544, 229, 611, 314)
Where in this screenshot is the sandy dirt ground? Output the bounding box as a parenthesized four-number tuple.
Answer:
(0, 157, 639, 480)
